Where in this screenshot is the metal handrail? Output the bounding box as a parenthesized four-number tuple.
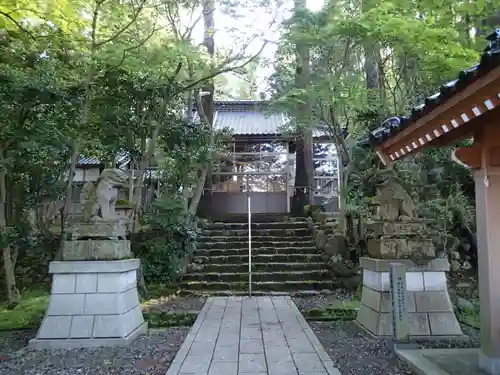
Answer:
(247, 194, 252, 297)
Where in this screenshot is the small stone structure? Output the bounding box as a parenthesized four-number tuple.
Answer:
(356, 178, 462, 339)
(309, 214, 360, 290)
(30, 169, 147, 349)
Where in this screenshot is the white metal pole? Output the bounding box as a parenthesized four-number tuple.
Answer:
(248, 194, 252, 297)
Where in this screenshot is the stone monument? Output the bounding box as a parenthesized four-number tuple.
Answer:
(29, 169, 148, 349)
(356, 177, 463, 339)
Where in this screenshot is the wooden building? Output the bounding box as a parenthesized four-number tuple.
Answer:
(196, 100, 340, 219)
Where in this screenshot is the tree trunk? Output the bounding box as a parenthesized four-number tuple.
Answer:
(187, 0, 215, 218)
(291, 0, 313, 216)
(0, 148, 20, 305)
(133, 127, 160, 232)
(188, 92, 214, 217)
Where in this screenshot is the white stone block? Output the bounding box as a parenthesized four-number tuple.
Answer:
(50, 259, 140, 274)
(363, 270, 381, 291)
(84, 293, 123, 315)
(70, 316, 95, 338)
(406, 272, 424, 291)
(381, 272, 390, 291)
(123, 305, 144, 334)
(424, 271, 447, 290)
(97, 273, 123, 293)
(121, 288, 140, 312)
(120, 270, 137, 291)
(38, 316, 72, 339)
(76, 273, 97, 293)
(93, 315, 124, 338)
(47, 294, 85, 316)
(51, 274, 76, 294)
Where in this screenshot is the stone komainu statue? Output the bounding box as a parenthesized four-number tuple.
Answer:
(372, 177, 417, 221)
(80, 168, 129, 222)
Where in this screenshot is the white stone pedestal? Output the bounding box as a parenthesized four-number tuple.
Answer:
(29, 259, 147, 349)
(356, 257, 463, 339)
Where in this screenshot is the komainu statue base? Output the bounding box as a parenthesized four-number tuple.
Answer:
(61, 221, 131, 261)
(29, 259, 147, 349)
(356, 257, 463, 339)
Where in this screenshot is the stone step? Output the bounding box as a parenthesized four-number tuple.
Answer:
(199, 228, 311, 237)
(193, 262, 328, 273)
(178, 290, 331, 297)
(192, 253, 324, 264)
(194, 247, 318, 257)
(197, 241, 315, 250)
(211, 213, 299, 223)
(178, 280, 339, 292)
(197, 235, 313, 243)
(183, 270, 332, 283)
(206, 222, 308, 230)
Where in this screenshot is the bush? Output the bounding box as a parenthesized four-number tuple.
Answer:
(135, 195, 197, 285)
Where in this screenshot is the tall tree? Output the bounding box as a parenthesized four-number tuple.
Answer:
(290, 0, 313, 216)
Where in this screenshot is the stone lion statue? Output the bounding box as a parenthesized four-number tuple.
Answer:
(80, 168, 129, 222)
(372, 177, 416, 221)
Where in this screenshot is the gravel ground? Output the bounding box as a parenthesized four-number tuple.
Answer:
(0, 328, 189, 375)
(311, 320, 480, 375)
(292, 293, 355, 311)
(296, 294, 481, 375)
(142, 296, 207, 314)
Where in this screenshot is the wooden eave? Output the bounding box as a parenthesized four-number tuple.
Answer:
(375, 65, 500, 165)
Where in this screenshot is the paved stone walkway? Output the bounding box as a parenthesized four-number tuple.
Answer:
(166, 296, 342, 375)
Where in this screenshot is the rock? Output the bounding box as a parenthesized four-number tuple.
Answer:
(437, 251, 447, 259)
(315, 229, 326, 250)
(325, 234, 347, 257)
(450, 251, 460, 260)
(306, 217, 314, 231)
(329, 261, 357, 277)
(340, 276, 361, 290)
(189, 264, 204, 272)
(461, 260, 472, 270)
(457, 297, 475, 311)
(450, 260, 461, 272)
(330, 254, 343, 263)
(320, 253, 330, 262)
(462, 243, 471, 252)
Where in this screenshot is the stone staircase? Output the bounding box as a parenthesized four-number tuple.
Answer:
(179, 218, 339, 295)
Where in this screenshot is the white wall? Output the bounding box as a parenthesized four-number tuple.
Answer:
(73, 167, 100, 182)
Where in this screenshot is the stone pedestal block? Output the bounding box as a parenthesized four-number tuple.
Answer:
(62, 222, 131, 261)
(29, 259, 147, 349)
(365, 220, 436, 259)
(356, 257, 463, 339)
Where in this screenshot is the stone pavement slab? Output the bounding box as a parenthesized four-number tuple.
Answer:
(166, 296, 342, 375)
(396, 348, 490, 375)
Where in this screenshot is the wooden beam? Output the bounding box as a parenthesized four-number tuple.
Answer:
(381, 65, 500, 149)
(382, 81, 500, 158)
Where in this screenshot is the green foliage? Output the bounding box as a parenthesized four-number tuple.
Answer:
(0, 290, 48, 330)
(143, 311, 198, 328)
(138, 195, 197, 285)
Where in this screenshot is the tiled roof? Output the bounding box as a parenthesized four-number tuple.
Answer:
(77, 152, 131, 167)
(213, 100, 286, 135)
(198, 100, 333, 137)
(215, 110, 286, 135)
(368, 29, 500, 147)
(76, 156, 101, 166)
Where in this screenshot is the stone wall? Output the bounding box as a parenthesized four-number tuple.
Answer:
(308, 214, 360, 290)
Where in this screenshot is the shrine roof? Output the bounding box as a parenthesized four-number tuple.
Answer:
(368, 29, 500, 148)
(197, 100, 328, 138)
(213, 100, 286, 135)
